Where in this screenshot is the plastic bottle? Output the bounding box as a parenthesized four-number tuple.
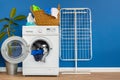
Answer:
(26, 13, 36, 26)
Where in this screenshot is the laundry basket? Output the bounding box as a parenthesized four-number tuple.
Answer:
(30, 5, 60, 26)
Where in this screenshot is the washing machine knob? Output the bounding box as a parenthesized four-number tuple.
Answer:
(38, 29, 42, 33)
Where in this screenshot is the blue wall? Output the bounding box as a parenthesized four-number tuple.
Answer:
(0, 0, 120, 67)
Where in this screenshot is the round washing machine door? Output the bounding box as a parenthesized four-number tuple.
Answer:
(1, 36, 29, 64)
(30, 37, 53, 62)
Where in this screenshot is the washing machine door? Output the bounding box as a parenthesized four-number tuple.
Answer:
(30, 37, 53, 62)
(1, 36, 28, 64)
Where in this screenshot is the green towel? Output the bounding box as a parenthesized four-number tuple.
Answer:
(32, 5, 41, 11)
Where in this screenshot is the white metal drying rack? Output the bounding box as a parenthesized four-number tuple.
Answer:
(60, 8, 92, 74)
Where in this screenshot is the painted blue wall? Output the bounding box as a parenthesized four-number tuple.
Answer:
(0, 0, 120, 67)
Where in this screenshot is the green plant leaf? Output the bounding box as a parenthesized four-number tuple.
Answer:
(0, 18, 10, 22)
(9, 20, 14, 24)
(0, 32, 7, 40)
(8, 20, 19, 26)
(14, 15, 26, 20)
(10, 8, 16, 18)
(13, 22, 19, 26)
(0, 24, 9, 32)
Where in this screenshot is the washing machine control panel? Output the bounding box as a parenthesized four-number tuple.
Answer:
(37, 28, 57, 33)
(38, 29, 42, 33)
(46, 28, 56, 32)
(23, 26, 59, 35)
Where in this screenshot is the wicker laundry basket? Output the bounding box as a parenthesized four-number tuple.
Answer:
(31, 5, 60, 26)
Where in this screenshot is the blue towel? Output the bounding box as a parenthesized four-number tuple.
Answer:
(44, 8, 51, 15)
(31, 49, 44, 55)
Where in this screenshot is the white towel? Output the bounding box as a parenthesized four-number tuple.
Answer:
(51, 8, 59, 19)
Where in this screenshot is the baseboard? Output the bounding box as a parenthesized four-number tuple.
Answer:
(59, 67, 120, 72)
(1, 67, 120, 72)
(0, 67, 22, 72)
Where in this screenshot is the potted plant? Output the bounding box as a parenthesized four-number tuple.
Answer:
(0, 8, 26, 75)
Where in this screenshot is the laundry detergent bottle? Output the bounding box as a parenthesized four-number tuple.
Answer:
(26, 13, 36, 26)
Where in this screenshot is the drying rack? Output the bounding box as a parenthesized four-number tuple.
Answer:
(60, 8, 92, 74)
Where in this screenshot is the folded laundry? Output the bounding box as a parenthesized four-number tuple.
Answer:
(51, 8, 59, 19)
(32, 5, 41, 11)
(44, 8, 59, 19)
(44, 8, 51, 15)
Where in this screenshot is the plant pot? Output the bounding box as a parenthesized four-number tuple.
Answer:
(5, 61, 18, 75)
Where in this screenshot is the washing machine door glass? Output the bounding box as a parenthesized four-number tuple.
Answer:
(1, 36, 28, 64)
(31, 37, 53, 62)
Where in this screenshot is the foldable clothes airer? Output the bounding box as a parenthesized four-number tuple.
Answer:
(60, 8, 92, 74)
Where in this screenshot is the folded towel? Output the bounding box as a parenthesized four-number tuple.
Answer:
(44, 8, 51, 15)
(51, 8, 59, 19)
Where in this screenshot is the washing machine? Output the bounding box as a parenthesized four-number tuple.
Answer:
(22, 26, 59, 75)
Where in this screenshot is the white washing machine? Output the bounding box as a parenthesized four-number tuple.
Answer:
(22, 26, 59, 75)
